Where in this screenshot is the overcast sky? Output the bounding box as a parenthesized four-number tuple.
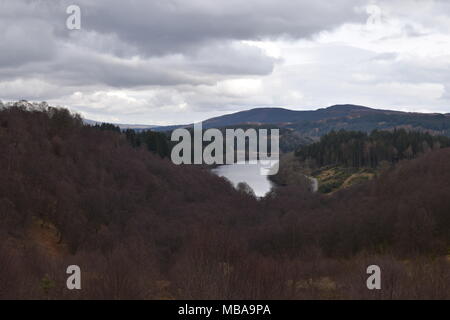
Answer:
(1, 0, 450, 125)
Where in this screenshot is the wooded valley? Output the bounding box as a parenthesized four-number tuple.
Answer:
(0, 105, 449, 299)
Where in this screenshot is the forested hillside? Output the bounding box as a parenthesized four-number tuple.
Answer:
(153, 104, 450, 140)
(0, 105, 449, 299)
(296, 129, 450, 168)
(93, 123, 172, 158)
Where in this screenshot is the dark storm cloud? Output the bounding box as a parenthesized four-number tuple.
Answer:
(0, 0, 366, 92)
(77, 0, 367, 56)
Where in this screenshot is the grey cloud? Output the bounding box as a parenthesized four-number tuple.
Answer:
(370, 52, 398, 62)
(188, 41, 278, 76)
(363, 57, 450, 86)
(77, 0, 366, 56)
(5, 0, 450, 123)
(2, 0, 364, 91)
(3, 0, 354, 91)
(0, 18, 57, 67)
(441, 85, 450, 101)
(0, 39, 272, 89)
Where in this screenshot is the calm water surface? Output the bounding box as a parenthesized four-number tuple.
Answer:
(211, 162, 275, 197)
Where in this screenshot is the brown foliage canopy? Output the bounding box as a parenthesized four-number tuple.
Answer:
(0, 106, 449, 299)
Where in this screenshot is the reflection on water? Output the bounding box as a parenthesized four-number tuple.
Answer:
(211, 162, 275, 197)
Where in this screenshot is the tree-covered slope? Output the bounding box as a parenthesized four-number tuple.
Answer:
(0, 105, 449, 299)
(296, 129, 450, 168)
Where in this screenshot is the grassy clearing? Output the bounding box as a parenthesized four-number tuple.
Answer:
(313, 166, 376, 194)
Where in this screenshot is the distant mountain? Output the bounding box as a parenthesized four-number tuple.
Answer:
(83, 119, 158, 130)
(153, 104, 391, 131)
(200, 104, 399, 128)
(152, 104, 450, 137)
(285, 107, 450, 138)
(89, 104, 450, 141)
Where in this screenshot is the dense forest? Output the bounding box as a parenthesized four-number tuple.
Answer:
(93, 122, 307, 160)
(0, 104, 449, 299)
(288, 112, 450, 138)
(295, 129, 450, 168)
(93, 123, 172, 158)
